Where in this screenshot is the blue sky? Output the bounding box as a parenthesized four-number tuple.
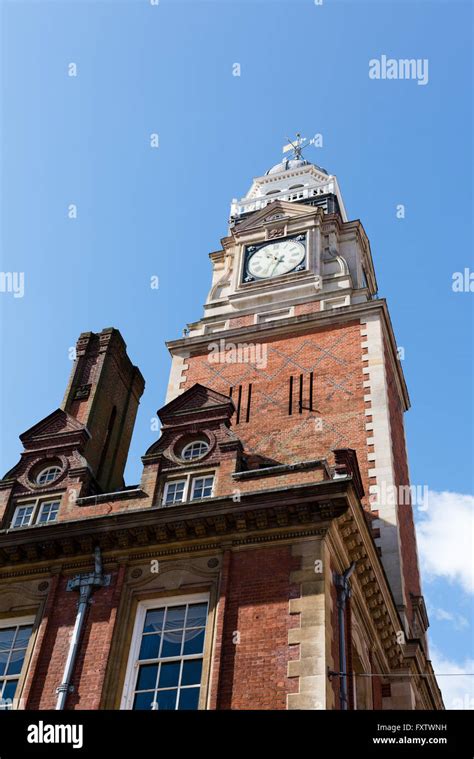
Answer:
(1, 0, 472, 707)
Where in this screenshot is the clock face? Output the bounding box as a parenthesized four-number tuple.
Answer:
(246, 239, 306, 280)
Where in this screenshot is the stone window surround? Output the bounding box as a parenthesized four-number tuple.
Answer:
(120, 592, 210, 711)
(0, 614, 36, 710)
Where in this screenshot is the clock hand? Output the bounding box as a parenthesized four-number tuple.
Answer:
(269, 256, 285, 276)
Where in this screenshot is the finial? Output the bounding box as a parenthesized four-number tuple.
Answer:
(282, 133, 308, 160)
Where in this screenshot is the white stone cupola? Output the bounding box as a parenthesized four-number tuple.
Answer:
(230, 150, 348, 229)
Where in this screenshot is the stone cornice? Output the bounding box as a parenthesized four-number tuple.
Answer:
(328, 492, 405, 671)
(0, 479, 353, 569)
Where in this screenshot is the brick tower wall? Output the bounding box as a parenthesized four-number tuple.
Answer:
(179, 321, 371, 506)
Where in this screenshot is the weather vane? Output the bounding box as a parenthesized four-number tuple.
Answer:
(282, 133, 310, 160)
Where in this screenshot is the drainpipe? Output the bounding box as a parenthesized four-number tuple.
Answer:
(55, 546, 111, 710)
(334, 562, 356, 711)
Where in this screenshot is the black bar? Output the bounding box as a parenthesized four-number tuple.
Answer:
(236, 385, 242, 424)
(245, 384, 252, 422)
(0, 710, 470, 758)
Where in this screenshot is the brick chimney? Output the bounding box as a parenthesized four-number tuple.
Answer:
(61, 328, 145, 492)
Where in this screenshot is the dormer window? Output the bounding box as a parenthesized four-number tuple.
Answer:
(11, 498, 61, 529)
(162, 474, 215, 506)
(180, 440, 209, 462)
(36, 465, 61, 485)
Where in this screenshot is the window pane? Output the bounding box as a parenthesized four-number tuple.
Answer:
(155, 689, 177, 710)
(143, 609, 165, 634)
(138, 634, 161, 661)
(1, 680, 18, 709)
(136, 664, 158, 691)
(0, 653, 8, 677)
(186, 603, 208, 628)
(182, 441, 208, 461)
(178, 687, 200, 710)
(7, 649, 26, 676)
(0, 629, 15, 652)
(158, 661, 180, 689)
(14, 626, 33, 647)
(0, 623, 32, 699)
(160, 630, 183, 659)
(133, 692, 155, 711)
(38, 502, 60, 524)
(181, 659, 202, 686)
(164, 606, 186, 630)
(183, 628, 205, 656)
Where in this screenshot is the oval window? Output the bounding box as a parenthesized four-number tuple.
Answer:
(181, 441, 209, 461)
(36, 465, 62, 485)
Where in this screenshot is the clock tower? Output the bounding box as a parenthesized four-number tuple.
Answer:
(165, 141, 433, 704)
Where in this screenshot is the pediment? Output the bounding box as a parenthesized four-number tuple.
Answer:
(20, 408, 87, 445)
(232, 200, 316, 235)
(158, 383, 234, 425)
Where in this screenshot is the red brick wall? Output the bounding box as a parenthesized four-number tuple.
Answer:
(215, 546, 300, 709)
(384, 340, 421, 625)
(181, 321, 371, 508)
(25, 569, 123, 710)
(295, 301, 321, 316)
(228, 315, 255, 329)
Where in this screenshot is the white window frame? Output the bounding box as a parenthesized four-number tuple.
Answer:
(190, 475, 214, 501)
(120, 593, 210, 711)
(0, 615, 35, 710)
(36, 465, 61, 485)
(180, 440, 209, 461)
(161, 473, 215, 506)
(11, 497, 62, 529)
(11, 503, 35, 529)
(162, 479, 187, 506)
(37, 500, 60, 524)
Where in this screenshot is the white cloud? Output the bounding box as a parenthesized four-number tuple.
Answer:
(430, 606, 469, 630)
(430, 646, 474, 710)
(416, 490, 474, 595)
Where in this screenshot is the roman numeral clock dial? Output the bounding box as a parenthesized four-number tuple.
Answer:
(243, 235, 306, 282)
